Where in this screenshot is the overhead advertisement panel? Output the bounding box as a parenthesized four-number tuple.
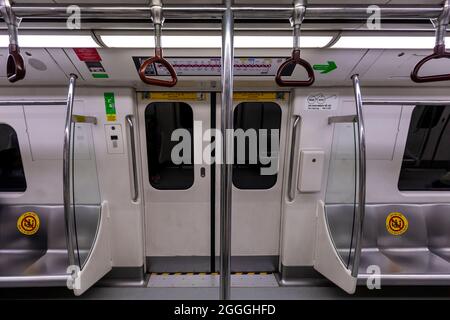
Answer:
(132, 57, 286, 76)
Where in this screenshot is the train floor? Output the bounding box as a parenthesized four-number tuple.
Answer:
(1, 272, 450, 299)
(1, 286, 450, 300)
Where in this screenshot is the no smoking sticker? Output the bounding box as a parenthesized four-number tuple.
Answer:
(17, 212, 40, 236)
(386, 212, 408, 236)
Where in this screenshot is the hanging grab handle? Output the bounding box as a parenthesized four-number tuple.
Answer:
(275, 0, 315, 87)
(411, 0, 450, 83)
(411, 45, 450, 83)
(138, 0, 177, 87)
(7, 44, 25, 83)
(1, 0, 26, 83)
(276, 49, 315, 87)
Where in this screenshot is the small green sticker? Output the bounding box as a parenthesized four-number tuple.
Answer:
(93, 73, 109, 79)
(104, 92, 117, 121)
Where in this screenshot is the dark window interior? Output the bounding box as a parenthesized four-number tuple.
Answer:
(233, 102, 281, 190)
(0, 124, 27, 192)
(145, 102, 194, 190)
(399, 105, 450, 191)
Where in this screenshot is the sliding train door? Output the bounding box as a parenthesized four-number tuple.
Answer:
(138, 92, 212, 272)
(217, 92, 288, 272)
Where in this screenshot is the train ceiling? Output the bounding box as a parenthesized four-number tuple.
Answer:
(0, 1, 449, 87)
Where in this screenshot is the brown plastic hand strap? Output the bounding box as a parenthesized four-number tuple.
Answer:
(139, 48, 177, 87)
(411, 44, 450, 83)
(276, 49, 315, 87)
(7, 44, 25, 83)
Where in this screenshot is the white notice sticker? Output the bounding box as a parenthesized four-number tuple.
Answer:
(305, 93, 338, 111)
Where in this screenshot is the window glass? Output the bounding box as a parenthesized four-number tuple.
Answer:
(399, 105, 450, 191)
(145, 102, 194, 190)
(0, 124, 27, 192)
(232, 102, 281, 190)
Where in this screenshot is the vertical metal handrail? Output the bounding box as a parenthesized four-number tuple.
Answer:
(220, 0, 234, 301)
(126, 115, 139, 202)
(350, 74, 366, 278)
(287, 115, 301, 202)
(63, 73, 78, 267)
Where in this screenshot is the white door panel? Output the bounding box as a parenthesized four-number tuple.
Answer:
(217, 94, 288, 258)
(138, 93, 211, 258)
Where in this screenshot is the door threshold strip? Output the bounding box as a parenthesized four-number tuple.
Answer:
(147, 272, 278, 288)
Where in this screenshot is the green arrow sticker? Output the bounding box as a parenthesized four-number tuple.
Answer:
(313, 61, 337, 74)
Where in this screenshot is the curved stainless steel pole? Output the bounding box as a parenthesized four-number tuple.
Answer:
(350, 74, 366, 278)
(126, 115, 139, 202)
(287, 115, 301, 202)
(220, 0, 234, 301)
(63, 73, 78, 267)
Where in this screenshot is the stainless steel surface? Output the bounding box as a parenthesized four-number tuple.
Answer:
(97, 266, 146, 287)
(0, 204, 98, 287)
(150, 0, 164, 26)
(220, 0, 234, 301)
(327, 115, 357, 125)
(287, 115, 301, 202)
(9, 4, 445, 21)
(233, 5, 443, 20)
(70, 122, 102, 270)
(325, 117, 359, 269)
(363, 100, 450, 106)
(291, 0, 306, 50)
(351, 74, 366, 278)
(126, 115, 139, 202)
(0, 275, 69, 287)
(151, 0, 163, 49)
(327, 203, 450, 285)
(0, 0, 19, 46)
(0, 100, 66, 106)
(435, 0, 449, 47)
(279, 265, 330, 286)
(63, 73, 78, 268)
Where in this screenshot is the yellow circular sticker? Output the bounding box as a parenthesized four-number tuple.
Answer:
(17, 212, 40, 236)
(386, 212, 408, 236)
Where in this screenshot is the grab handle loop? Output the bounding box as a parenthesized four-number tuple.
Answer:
(276, 49, 315, 87)
(7, 44, 25, 83)
(411, 0, 450, 83)
(1, 0, 26, 83)
(276, 0, 315, 87)
(138, 0, 177, 87)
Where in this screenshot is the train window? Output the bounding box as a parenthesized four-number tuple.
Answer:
(0, 124, 27, 192)
(145, 102, 194, 190)
(233, 102, 281, 190)
(399, 105, 450, 191)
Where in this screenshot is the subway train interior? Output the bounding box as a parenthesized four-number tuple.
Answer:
(2, 0, 450, 301)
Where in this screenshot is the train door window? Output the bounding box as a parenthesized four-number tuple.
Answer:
(0, 124, 27, 192)
(232, 102, 281, 189)
(145, 102, 194, 190)
(399, 105, 450, 191)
